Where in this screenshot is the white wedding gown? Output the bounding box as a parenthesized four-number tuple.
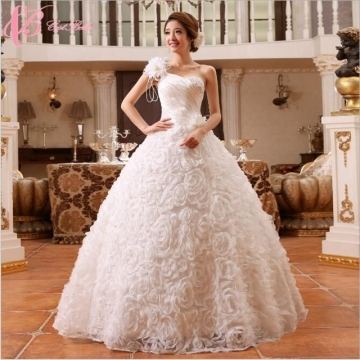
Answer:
(53, 58, 308, 354)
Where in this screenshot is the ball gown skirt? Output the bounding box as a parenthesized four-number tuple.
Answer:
(53, 60, 308, 354)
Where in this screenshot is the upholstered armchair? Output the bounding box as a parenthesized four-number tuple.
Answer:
(13, 176, 52, 239)
(269, 154, 333, 236)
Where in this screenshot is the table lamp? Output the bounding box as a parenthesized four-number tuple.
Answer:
(18, 100, 36, 147)
(69, 100, 92, 144)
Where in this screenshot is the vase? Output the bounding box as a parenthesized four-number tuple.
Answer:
(334, 76, 359, 115)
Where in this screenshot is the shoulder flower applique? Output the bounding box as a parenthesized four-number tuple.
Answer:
(144, 57, 168, 81)
(143, 57, 168, 103)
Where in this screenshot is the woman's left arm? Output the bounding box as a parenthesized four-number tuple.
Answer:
(180, 65, 221, 148)
(199, 65, 222, 133)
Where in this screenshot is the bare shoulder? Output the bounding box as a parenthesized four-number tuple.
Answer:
(197, 65, 217, 88)
(199, 64, 217, 80)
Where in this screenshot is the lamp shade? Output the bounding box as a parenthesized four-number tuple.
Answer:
(69, 100, 92, 121)
(18, 101, 36, 121)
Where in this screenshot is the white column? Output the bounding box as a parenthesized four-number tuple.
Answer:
(221, 69, 243, 154)
(249, 0, 255, 43)
(36, 0, 42, 44)
(69, 0, 76, 45)
(212, 0, 216, 45)
(285, 0, 292, 40)
(267, 0, 274, 42)
(83, 0, 92, 46)
(292, 0, 311, 40)
(19, 0, 37, 43)
(101, 0, 108, 46)
(236, 0, 248, 43)
(53, 0, 60, 44)
(317, 0, 324, 36)
(313, 55, 343, 153)
(223, 0, 228, 45)
(20, 0, 27, 44)
(130, 1, 135, 47)
(164, 1, 169, 18)
(1, 122, 27, 274)
(321, 115, 360, 266)
(1, 58, 24, 170)
(352, 0, 360, 28)
(332, 0, 339, 34)
(236, 0, 242, 43)
(303, 0, 310, 39)
(200, 0, 205, 38)
(89, 0, 99, 45)
(88, 71, 116, 135)
(117, 0, 123, 46)
(142, 2, 146, 47)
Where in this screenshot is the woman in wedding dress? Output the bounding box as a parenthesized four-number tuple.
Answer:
(53, 12, 308, 354)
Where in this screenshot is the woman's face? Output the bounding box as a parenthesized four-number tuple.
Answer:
(164, 20, 191, 53)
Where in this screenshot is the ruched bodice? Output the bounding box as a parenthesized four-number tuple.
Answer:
(159, 73, 205, 117)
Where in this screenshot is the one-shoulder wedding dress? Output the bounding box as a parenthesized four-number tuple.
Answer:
(53, 57, 308, 354)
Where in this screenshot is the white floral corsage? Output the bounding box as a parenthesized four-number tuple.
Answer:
(193, 32, 204, 49)
(143, 56, 168, 81)
(188, 115, 206, 130)
(144, 57, 168, 103)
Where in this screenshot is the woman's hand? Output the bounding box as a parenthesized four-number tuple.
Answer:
(180, 128, 207, 149)
(143, 118, 173, 135)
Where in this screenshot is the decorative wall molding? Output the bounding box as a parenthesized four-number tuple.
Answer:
(1, 59, 24, 79)
(339, 184, 355, 224)
(2, 260, 28, 274)
(313, 55, 343, 75)
(88, 71, 116, 86)
(319, 254, 359, 269)
(244, 68, 317, 74)
(336, 131, 351, 167)
(222, 69, 243, 84)
(20, 68, 318, 78)
(21, 71, 88, 77)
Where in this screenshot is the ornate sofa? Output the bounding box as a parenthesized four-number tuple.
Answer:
(47, 163, 123, 244)
(269, 154, 333, 236)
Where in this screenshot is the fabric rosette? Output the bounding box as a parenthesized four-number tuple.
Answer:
(170, 107, 206, 129)
(185, 114, 207, 132)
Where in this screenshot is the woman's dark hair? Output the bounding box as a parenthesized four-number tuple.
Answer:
(164, 12, 199, 52)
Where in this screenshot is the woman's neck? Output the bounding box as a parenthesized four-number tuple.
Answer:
(168, 52, 195, 68)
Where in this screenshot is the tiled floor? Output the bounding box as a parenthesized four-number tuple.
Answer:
(1, 237, 359, 359)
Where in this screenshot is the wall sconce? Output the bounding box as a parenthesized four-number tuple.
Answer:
(48, 76, 62, 110)
(272, 73, 290, 108)
(18, 100, 36, 147)
(68, 100, 92, 144)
